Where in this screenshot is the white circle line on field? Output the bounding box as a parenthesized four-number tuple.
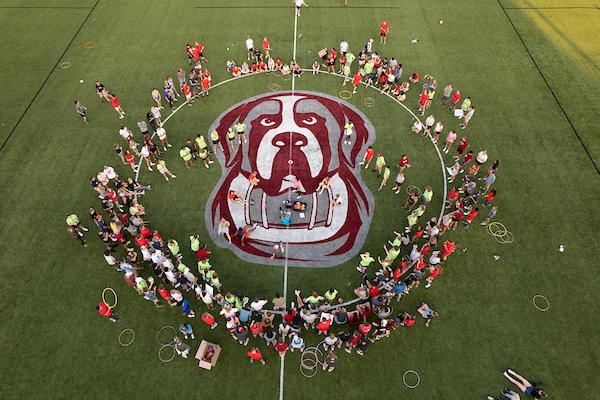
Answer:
(403, 370, 421, 388)
(532, 294, 550, 312)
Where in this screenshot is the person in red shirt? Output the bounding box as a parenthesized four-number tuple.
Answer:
(275, 58, 283, 70)
(108, 93, 125, 119)
(262, 37, 271, 59)
(398, 154, 410, 172)
(446, 186, 459, 209)
(337, 53, 346, 74)
(96, 301, 118, 322)
(483, 189, 497, 206)
(196, 244, 211, 261)
(344, 331, 361, 354)
(450, 90, 461, 110)
(380, 20, 389, 44)
(182, 83, 193, 105)
(409, 72, 420, 84)
(456, 136, 469, 155)
(352, 72, 362, 94)
(358, 322, 372, 336)
(359, 145, 375, 168)
(411, 226, 424, 243)
(399, 312, 416, 327)
(231, 65, 241, 77)
(425, 266, 443, 288)
(247, 346, 266, 364)
(317, 316, 332, 335)
(201, 311, 218, 329)
(250, 320, 263, 337)
(124, 150, 136, 171)
(140, 225, 151, 238)
(464, 208, 479, 228)
(194, 41, 207, 63)
(368, 284, 380, 298)
(274, 338, 289, 357)
(418, 90, 429, 115)
(201, 76, 210, 97)
(441, 240, 456, 261)
(135, 234, 148, 248)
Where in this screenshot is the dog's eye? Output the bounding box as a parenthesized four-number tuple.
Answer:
(275, 140, 285, 146)
(260, 118, 276, 127)
(302, 116, 317, 125)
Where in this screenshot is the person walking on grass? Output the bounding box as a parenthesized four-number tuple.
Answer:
(374, 152, 386, 176)
(97, 300, 118, 322)
(180, 146, 194, 169)
(108, 93, 125, 119)
(378, 166, 390, 191)
(74, 100, 88, 124)
(379, 20, 389, 45)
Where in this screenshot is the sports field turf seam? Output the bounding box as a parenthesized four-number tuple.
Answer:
(498, 0, 600, 177)
(502, 6, 599, 9)
(0, 6, 93, 9)
(194, 6, 402, 9)
(0, 0, 100, 154)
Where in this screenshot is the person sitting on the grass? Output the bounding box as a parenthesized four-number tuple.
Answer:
(174, 336, 191, 358)
(179, 322, 195, 340)
(322, 352, 338, 372)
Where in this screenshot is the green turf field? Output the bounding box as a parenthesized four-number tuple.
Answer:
(1, 0, 599, 398)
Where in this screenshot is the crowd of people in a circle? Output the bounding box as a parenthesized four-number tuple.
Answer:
(64, 19, 509, 374)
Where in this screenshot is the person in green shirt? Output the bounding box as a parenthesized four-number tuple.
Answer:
(378, 255, 392, 269)
(156, 158, 176, 181)
(324, 288, 338, 302)
(357, 251, 375, 273)
(195, 134, 208, 152)
(305, 291, 324, 305)
(384, 244, 400, 261)
(198, 147, 214, 168)
(342, 64, 352, 85)
(66, 213, 88, 231)
(345, 52, 355, 66)
(190, 235, 201, 252)
(420, 185, 433, 207)
(210, 129, 222, 153)
(197, 259, 211, 276)
(460, 97, 471, 113)
(378, 166, 391, 191)
(234, 121, 247, 145)
(374, 152, 386, 176)
(227, 127, 236, 150)
(179, 146, 194, 169)
(407, 212, 419, 228)
(167, 239, 180, 258)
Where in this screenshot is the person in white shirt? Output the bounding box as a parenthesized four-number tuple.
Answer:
(119, 126, 134, 146)
(461, 106, 475, 129)
(424, 114, 435, 135)
(323, 332, 339, 351)
(250, 298, 268, 312)
(140, 145, 154, 171)
(294, 0, 308, 16)
(103, 251, 117, 267)
(245, 36, 254, 60)
(476, 149, 488, 165)
(339, 40, 348, 55)
(156, 126, 171, 151)
(103, 166, 117, 181)
(433, 121, 444, 144)
(151, 106, 162, 126)
(411, 120, 423, 134)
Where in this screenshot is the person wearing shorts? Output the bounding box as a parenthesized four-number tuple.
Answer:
(343, 121, 354, 145)
(95, 81, 109, 102)
(393, 171, 405, 194)
(294, 0, 307, 16)
(198, 147, 214, 168)
(74, 100, 88, 124)
(156, 159, 176, 181)
(179, 146, 194, 169)
(379, 20, 389, 44)
(217, 218, 231, 243)
(417, 303, 438, 327)
(209, 129, 221, 153)
(109, 93, 125, 119)
(234, 121, 246, 144)
(359, 145, 375, 168)
(378, 166, 390, 191)
(352, 72, 362, 93)
(182, 83, 193, 105)
(151, 88, 162, 109)
(226, 127, 236, 150)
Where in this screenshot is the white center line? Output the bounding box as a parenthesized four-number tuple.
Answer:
(279, 7, 300, 400)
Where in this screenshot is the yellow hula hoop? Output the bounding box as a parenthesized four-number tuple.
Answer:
(84, 41, 96, 49)
(339, 90, 353, 100)
(102, 287, 118, 309)
(487, 222, 507, 237)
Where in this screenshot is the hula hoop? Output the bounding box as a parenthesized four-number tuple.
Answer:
(156, 325, 177, 345)
(495, 231, 514, 244)
(339, 90, 352, 100)
(102, 288, 118, 309)
(158, 343, 176, 363)
(402, 370, 421, 389)
(118, 328, 135, 347)
(280, 74, 291, 81)
(60, 61, 71, 69)
(300, 354, 319, 369)
(269, 83, 282, 91)
(487, 222, 507, 237)
(300, 362, 318, 378)
(84, 41, 96, 49)
(406, 185, 422, 196)
(532, 295, 550, 312)
(363, 96, 375, 107)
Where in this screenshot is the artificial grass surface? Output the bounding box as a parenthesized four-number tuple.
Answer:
(0, 0, 599, 399)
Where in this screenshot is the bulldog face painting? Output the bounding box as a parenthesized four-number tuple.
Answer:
(205, 91, 375, 267)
